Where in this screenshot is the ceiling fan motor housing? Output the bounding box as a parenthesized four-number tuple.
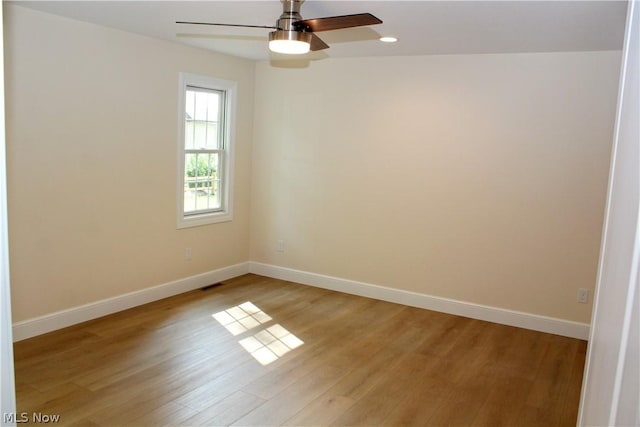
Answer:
(268, 30, 312, 46)
(276, 0, 307, 31)
(269, 0, 311, 53)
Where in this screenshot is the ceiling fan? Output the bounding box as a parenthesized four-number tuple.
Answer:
(176, 0, 383, 55)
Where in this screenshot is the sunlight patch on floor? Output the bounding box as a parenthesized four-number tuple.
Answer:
(212, 302, 304, 365)
(212, 301, 272, 336)
(239, 324, 304, 365)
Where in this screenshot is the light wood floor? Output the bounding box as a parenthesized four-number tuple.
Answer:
(14, 274, 586, 426)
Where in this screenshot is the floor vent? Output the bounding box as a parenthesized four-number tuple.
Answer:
(201, 282, 224, 291)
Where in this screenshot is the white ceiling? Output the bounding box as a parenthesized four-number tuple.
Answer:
(10, 1, 628, 61)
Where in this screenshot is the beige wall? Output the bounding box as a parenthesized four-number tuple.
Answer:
(250, 52, 620, 323)
(4, 4, 621, 326)
(4, 6, 255, 321)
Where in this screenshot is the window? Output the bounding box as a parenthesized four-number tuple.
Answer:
(177, 73, 236, 228)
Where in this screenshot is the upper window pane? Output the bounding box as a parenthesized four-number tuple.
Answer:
(185, 87, 222, 150)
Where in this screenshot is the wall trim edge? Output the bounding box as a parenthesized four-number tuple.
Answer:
(248, 262, 590, 340)
(13, 261, 590, 341)
(12, 262, 250, 341)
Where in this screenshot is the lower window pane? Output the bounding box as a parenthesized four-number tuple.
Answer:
(184, 152, 221, 214)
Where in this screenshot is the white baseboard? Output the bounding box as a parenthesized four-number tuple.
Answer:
(13, 261, 590, 342)
(248, 262, 590, 340)
(12, 262, 250, 342)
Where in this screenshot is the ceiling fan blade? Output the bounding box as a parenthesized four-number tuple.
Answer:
(176, 21, 277, 30)
(309, 34, 329, 51)
(294, 13, 382, 33)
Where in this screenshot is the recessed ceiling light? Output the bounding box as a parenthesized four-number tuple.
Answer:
(379, 36, 398, 43)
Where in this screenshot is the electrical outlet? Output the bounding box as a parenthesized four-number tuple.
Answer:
(276, 240, 285, 252)
(185, 247, 192, 261)
(577, 288, 589, 304)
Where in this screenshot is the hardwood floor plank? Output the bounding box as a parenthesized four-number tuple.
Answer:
(423, 365, 497, 426)
(379, 387, 448, 427)
(283, 395, 357, 426)
(83, 349, 250, 422)
(520, 335, 580, 426)
(14, 382, 97, 426)
(230, 364, 348, 426)
(13, 274, 586, 426)
(181, 390, 266, 426)
(285, 318, 455, 425)
(470, 375, 534, 426)
(378, 353, 453, 426)
(169, 357, 266, 412)
(239, 299, 402, 401)
(329, 375, 415, 426)
(94, 399, 198, 426)
(328, 340, 440, 426)
(560, 340, 588, 427)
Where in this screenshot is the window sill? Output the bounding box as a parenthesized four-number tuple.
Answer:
(177, 211, 232, 229)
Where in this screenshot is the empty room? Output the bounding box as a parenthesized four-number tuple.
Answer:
(0, 1, 638, 426)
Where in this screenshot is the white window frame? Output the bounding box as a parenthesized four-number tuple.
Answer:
(177, 73, 236, 228)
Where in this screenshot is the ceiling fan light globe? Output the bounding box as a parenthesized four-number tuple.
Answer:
(269, 40, 310, 54)
(269, 30, 311, 54)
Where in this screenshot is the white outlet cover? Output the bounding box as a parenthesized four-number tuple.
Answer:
(578, 288, 589, 303)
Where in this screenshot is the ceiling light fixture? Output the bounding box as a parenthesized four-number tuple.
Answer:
(269, 30, 311, 54)
(379, 36, 398, 43)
